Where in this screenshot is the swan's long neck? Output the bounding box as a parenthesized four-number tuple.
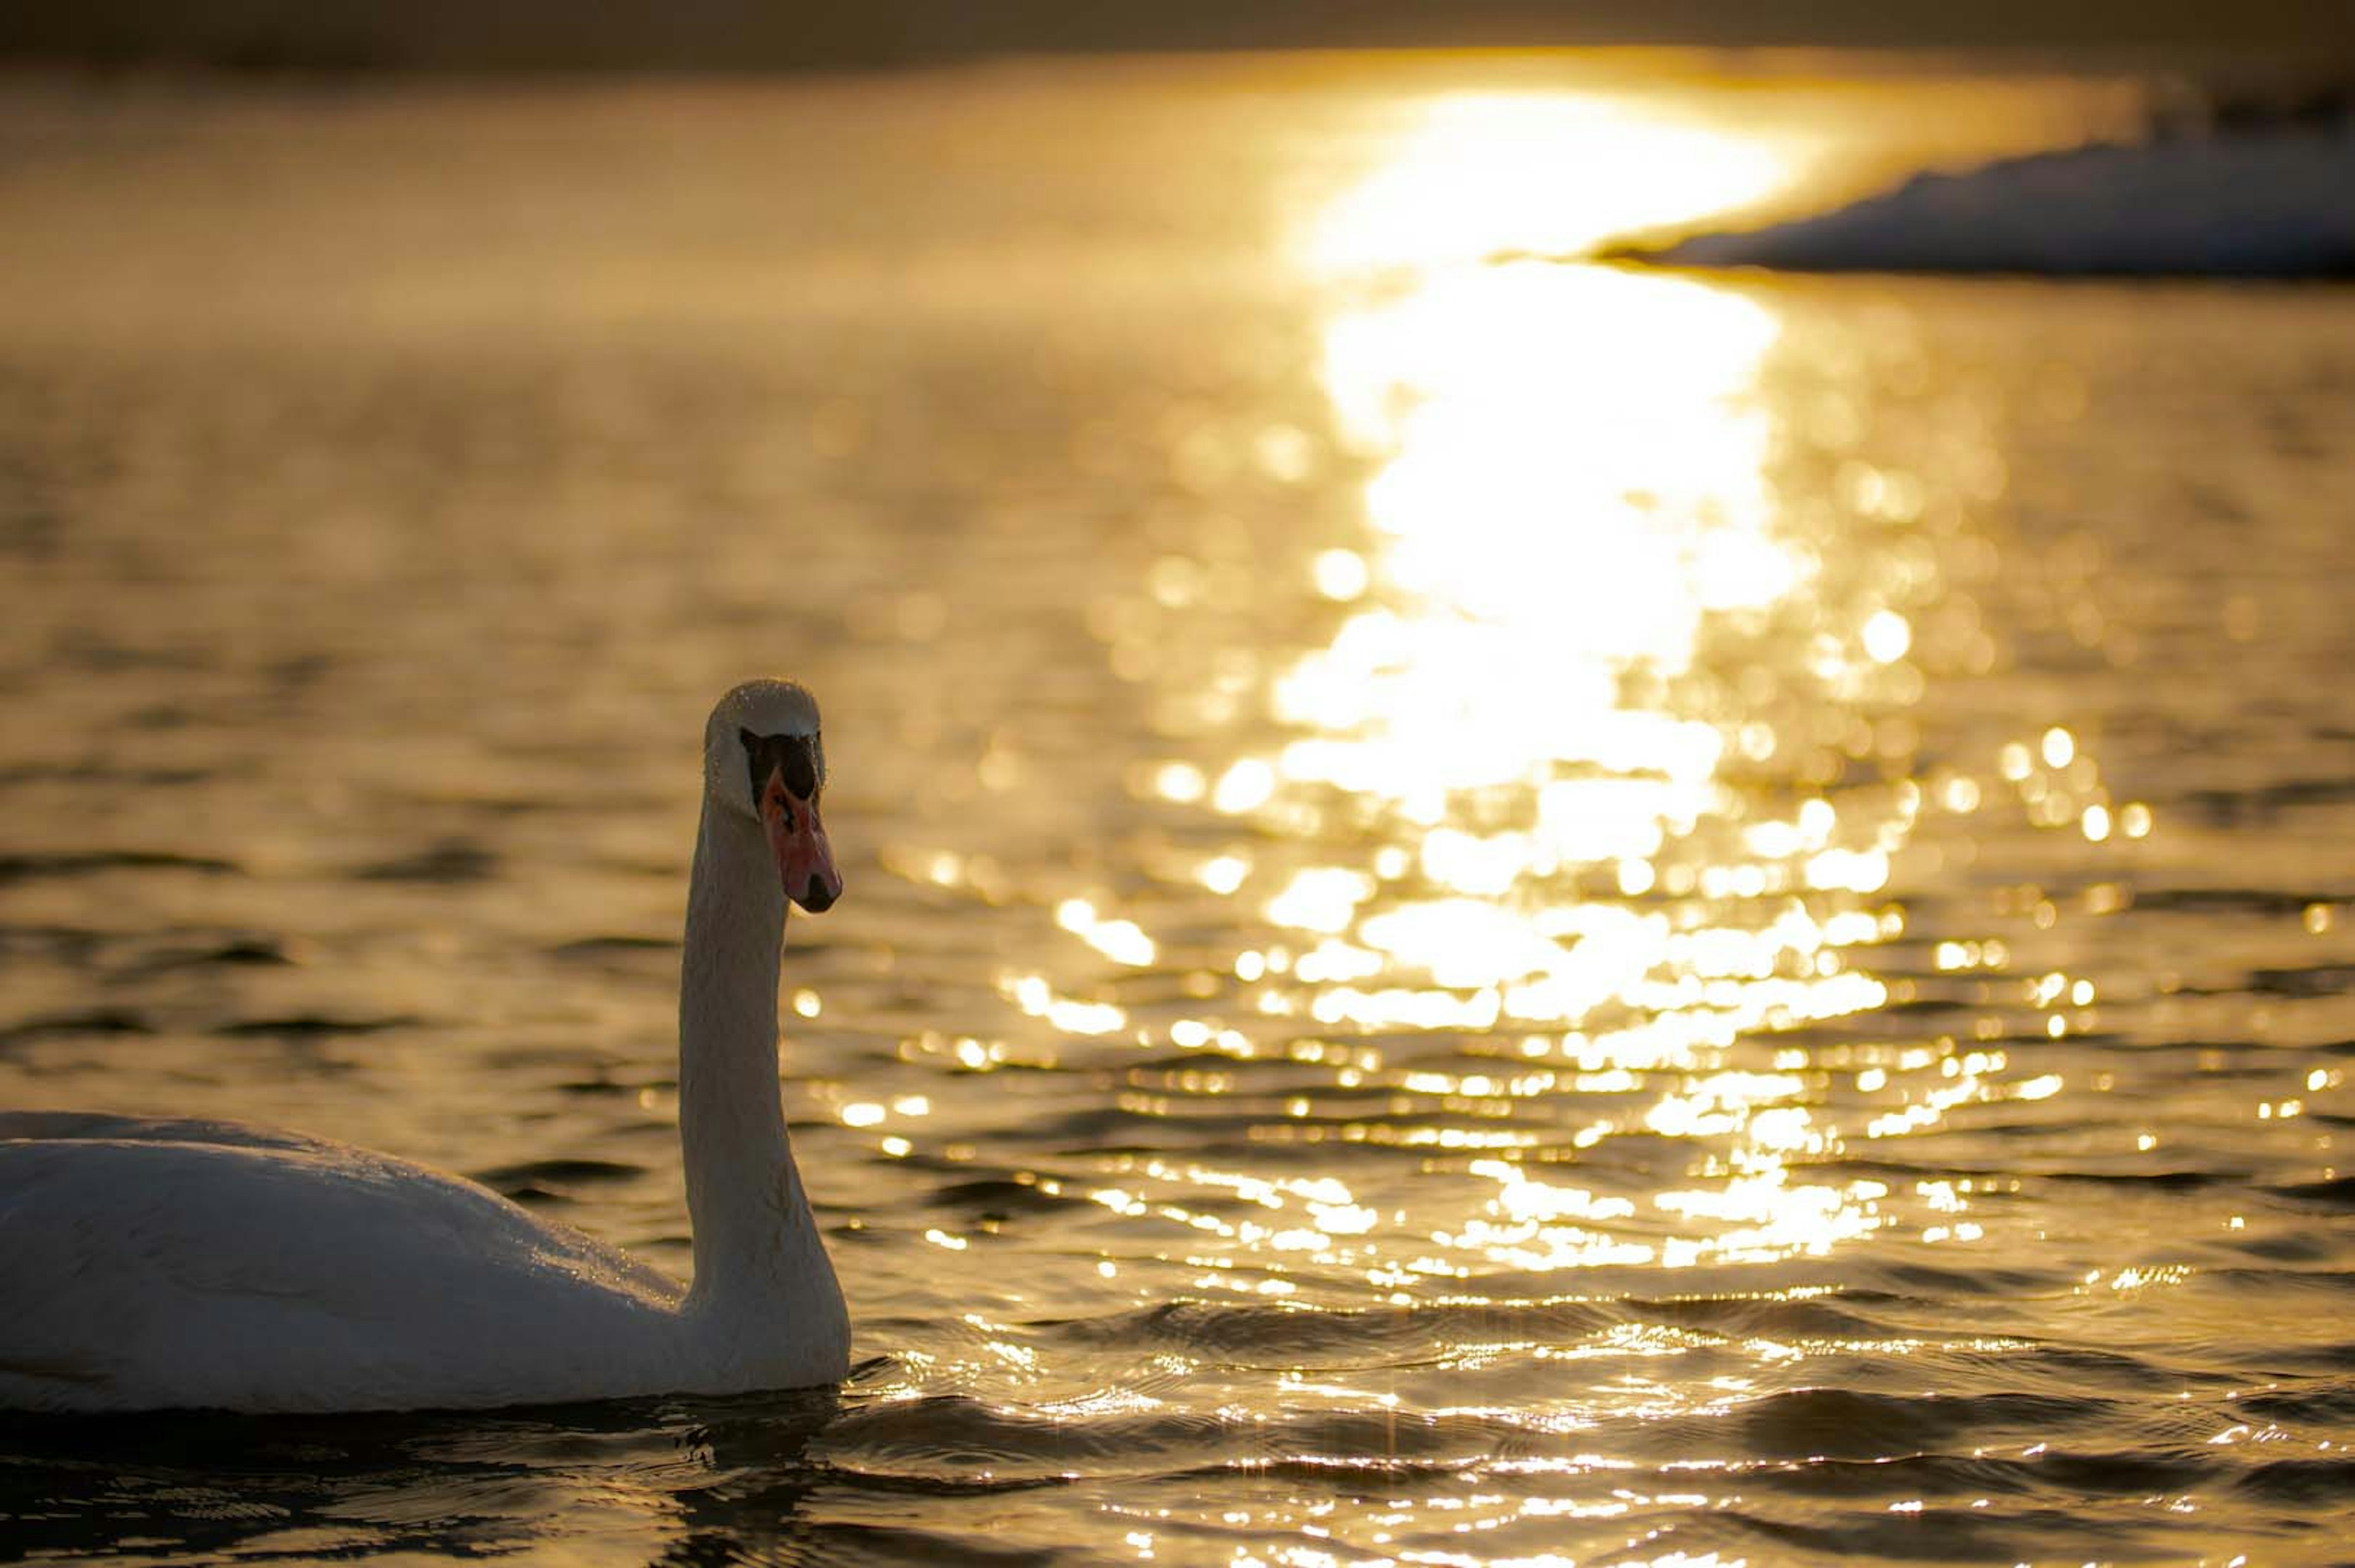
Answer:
(676, 794, 830, 1316)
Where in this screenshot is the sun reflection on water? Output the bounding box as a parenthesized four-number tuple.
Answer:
(947, 84, 2154, 1322)
(1255, 258, 1908, 1081)
(1206, 91, 1923, 1284)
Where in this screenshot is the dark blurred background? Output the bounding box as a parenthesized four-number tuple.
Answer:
(6, 0, 2354, 72)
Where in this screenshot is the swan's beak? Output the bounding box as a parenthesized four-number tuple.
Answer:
(760, 774, 842, 915)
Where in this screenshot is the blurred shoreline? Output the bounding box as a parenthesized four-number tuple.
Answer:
(3, 0, 2354, 78)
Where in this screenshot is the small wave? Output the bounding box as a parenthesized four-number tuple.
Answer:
(820, 1396, 1702, 1486)
(354, 839, 500, 884)
(2132, 886, 2338, 918)
(2269, 1175, 2355, 1208)
(1709, 1498, 2151, 1563)
(128, 935, 297, 973)
(0, 851, 237, 885)
(925, 1178, 1075, 1220)
(1039, 1298, 1615, 1366)
(0, 762, 213, 788)
(2229, 1454, 2355, 1505)
(820, 1385, 2155, 1498)
(2039, 1167, 2245, 1191)
(1636, 1291, 1906, 1341)
(2235, 1382, 2355, 1423)
(2186, 776, 2355, 820)
(1859, 1259, 2088, 1299)
(212, 1014, 418, 1038)
(2202, 1267, 2355, 1296)
(549, 935, 680, 960)
(1721, 1386, 2116, 1463)
(791, 1521, 1076, 1567)
(2246, 964, 2355, 999)
(472, 1158, 645, 1196)
(1749, 1446, 2198, 1501)
(816, 1394, 1234, 1483)
(0, 1007, 152, 1048)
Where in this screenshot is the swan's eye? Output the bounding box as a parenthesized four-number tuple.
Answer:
(740, 727, 820, 814)
(781, 744, 818, 801)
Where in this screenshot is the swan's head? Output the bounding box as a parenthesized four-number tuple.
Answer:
(705, 679, 842, 915)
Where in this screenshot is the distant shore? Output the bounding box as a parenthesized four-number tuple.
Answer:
(1617, 78, 2355, 280)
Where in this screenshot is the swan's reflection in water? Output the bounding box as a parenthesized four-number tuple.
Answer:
(0, 1391, 841, 1566)
(652, 1389, 841, 1568)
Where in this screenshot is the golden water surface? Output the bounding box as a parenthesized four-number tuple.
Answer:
(1, 53, 2350, 1567)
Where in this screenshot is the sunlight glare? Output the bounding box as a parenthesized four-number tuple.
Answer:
(1306, 91, 1793, 272)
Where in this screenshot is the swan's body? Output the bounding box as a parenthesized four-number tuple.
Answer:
(0, 680, 850, 1413)
(0, 1113, 714, 1410)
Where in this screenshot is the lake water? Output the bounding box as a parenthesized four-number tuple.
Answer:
(2, 53, 2352, 1567)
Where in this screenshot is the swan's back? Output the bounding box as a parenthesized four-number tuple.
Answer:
(0, 1114, 686, 1413)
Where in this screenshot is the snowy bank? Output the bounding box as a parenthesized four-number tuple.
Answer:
(1643, 131, 2355, 278)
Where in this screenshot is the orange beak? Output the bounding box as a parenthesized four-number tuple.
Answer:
(759, 769, 841, 914)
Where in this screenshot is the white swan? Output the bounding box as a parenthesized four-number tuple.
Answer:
(0, 679, 850, 1413)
